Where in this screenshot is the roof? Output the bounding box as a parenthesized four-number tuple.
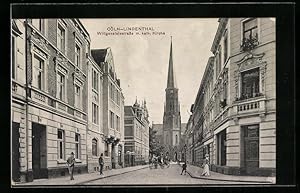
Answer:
(12, 20, 22, 35)
(210, 18, 229, 54)
(91, 49, 108, 65)
(124, 106, 134, 117)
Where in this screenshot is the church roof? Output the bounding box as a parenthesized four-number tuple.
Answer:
(167, 37, 177, 88)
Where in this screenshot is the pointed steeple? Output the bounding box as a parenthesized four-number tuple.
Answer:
(134, 96, 139, 107)
(167, 36, 177, 88)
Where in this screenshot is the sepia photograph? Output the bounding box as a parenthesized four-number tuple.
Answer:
(10, 2, 291, 187)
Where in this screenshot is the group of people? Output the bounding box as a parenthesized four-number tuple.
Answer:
(66, 152, 105, 180)
(66, 151, 210, 181)
(180, 153, 210, 176)
(150, 152, 171, 169)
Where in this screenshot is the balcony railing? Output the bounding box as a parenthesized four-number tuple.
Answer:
(233, 96, 266, 115)
(241, 33, 259, 52)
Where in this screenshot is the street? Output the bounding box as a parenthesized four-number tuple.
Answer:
(83, 164, 256, 185)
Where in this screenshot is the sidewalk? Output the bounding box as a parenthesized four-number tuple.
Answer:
(185, 164, 276, 184)
(13, 165, 148, 186)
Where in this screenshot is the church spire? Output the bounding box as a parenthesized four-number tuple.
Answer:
(167, 36, 177, 88)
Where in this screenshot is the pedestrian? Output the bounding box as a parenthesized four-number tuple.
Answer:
(99, 153, 104, 175)
(164, 152, 170, 168)
(201, 154, 210, 176)
(67, 152, 75, 180)
(181, 161, 187, 175)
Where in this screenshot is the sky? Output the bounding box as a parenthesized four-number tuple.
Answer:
(81, 18, 219, 124)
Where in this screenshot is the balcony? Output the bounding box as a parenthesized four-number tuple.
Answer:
(233, 95, 266, 115)
(240, 33, 259, 52)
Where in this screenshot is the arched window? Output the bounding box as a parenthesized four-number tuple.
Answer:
(175, 134, 178, 144)
(92, 138, 98, 156)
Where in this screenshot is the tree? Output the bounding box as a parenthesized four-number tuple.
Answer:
(149, 127, 164, 157)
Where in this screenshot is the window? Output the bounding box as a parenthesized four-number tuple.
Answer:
(33, 55, 45, 90)
(110, 83, 114, 100)
(92, 138, 98, 156)
(241, 68, 260, 99)
(175, 134, 178, 145)
(116, 91, 120, 105)
(57, 129, 65, 160)
(114, 88, 118, 103)
(32, 19, 42, 31)
(57, 24, 65, 52)
(224, 33, 228, 63)
(92, 103, 99, 124)
(116, 115, 120, 131)
(243, 18, 258, 40)
(12, 35, 16, 79)
(92, 69, 99, 91)
(75, 44, 81, 67)
(104, 142, 109, 156)
(74, 85, 81, 109)
(110, 111, 114, 129)
(75, 133, 81, 159)
(57, 72, 65, 101)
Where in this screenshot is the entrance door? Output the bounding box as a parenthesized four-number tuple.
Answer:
(244, 125, 259, 175)
(12, 122, 20, 182)
(218, 130, 227, 166)
(118, 145, 122, 166)
(111, 144, 115, 169)
(32, 123, 47, 179)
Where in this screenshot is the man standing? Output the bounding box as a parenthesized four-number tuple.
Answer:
(99, 153, 104, 175)
(180, 161, 187, 175)
(67, 152, 75, 180)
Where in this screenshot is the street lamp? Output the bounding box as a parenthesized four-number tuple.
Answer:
(184, 144, 187, 162)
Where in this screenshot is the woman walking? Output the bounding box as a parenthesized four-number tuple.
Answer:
(201, 154, 210, 176)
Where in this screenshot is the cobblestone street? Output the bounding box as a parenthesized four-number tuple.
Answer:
(83, 164, 266, 185)
(14, 163, 274, 186)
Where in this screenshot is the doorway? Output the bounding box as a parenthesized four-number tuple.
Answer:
(218, 130, 227, 166)
(243, 125, 259, 175)
(12, 122, 20, 182)
(111, 143, 115, 169)
(32, 123, 47, 179)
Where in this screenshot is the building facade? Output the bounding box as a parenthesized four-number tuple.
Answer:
(187, 18, 276, 176)
(11, 19, 90, 182)
(124, 99, 150, 167)
(86, 48, 104, 173)
(162, 38, 182, 161)
(91, 48, 125, 170)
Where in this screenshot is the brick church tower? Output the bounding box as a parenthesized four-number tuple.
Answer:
(163, 37, 181, 161)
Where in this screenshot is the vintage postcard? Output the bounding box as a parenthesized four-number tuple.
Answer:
(11, 12, 278, 186)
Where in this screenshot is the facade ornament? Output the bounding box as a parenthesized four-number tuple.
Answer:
(234, 52, 267, 100)
(29, 33, 49, 55)
(233, 117, 239, 124)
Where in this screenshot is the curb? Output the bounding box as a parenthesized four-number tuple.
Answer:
(76, 166, 149, 185)
(186, 171, 272, 184)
